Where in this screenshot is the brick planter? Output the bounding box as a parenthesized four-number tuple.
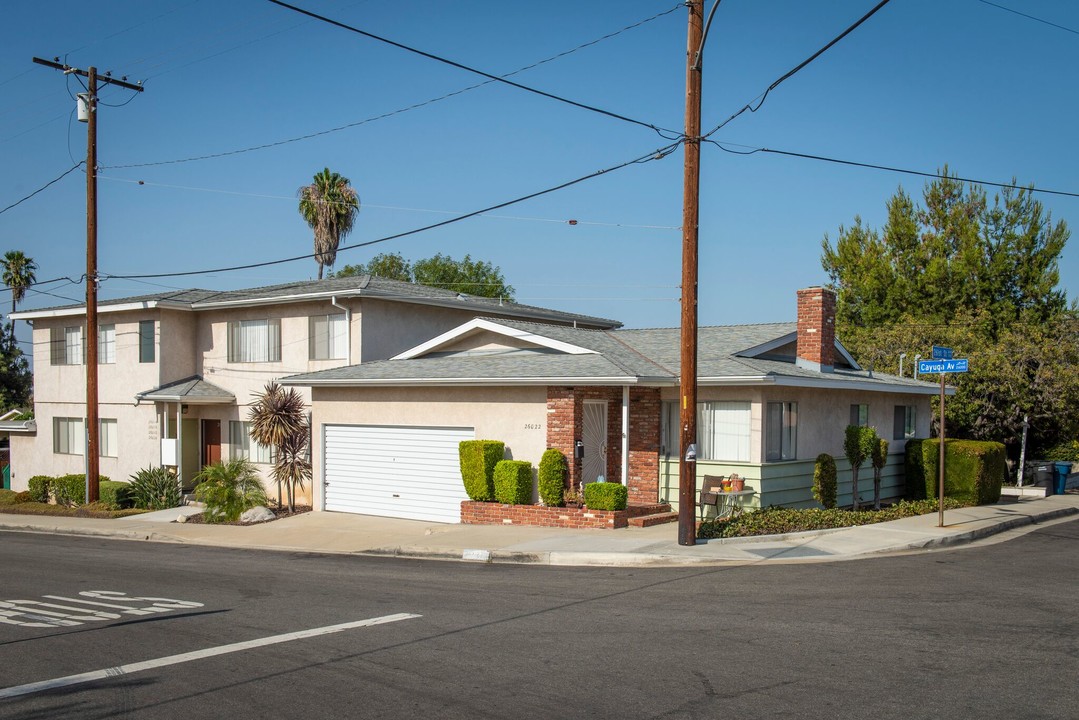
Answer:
(461, 501, 669, 529)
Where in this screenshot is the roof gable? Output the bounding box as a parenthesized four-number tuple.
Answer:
(394, 318, 597, 360)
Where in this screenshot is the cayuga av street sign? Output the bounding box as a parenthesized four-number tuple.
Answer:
(918, 358, 968, 374)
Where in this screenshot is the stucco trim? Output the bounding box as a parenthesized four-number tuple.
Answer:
(392, 318, 596, 360)
(12, 300, 192, 320)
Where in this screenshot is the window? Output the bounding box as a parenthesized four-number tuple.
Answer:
(850, 404, 869, 427)
(51, 326, 84, 365)
(229, 421, 273, 464)
(309, 314, 347, 360)
(139, 320, 155, 363)
(227, 319, 281, 363)
(894, 405, 916, 440)
(98, 324, 116, 364)
(660, 401, 752, 462)
(766, 402, 798, 461)
(99, 419, 118, 457)
(53, 417, 84, 455)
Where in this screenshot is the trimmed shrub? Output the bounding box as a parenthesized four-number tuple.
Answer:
(53, 474, 86, 506)
(494, 460, 533, 505)
(0, 489, 17, 505)
(12, 491, 32, 504)
(904, 439, 928, 500)
(458, 440, 505, 502)
(915, 438, 1005, 506)
(812, 453, 838, 509)
(844, 425, 878, 510)
(100, 480, 134, 510)
(538, 448, 567, 507)
(129, 467, 182, 510)
(27, 476, 51, 503)
(584, 482, 628, 511)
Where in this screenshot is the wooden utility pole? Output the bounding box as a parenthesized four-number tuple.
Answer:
(32, 58, 143, 503)
(678, 1, 704, 546)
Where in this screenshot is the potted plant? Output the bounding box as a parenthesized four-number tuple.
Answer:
(730, 474, 745, 492)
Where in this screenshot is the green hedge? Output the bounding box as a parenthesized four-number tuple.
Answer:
(459, 440, 505, 502)
(538, 449, 567, 507)
(100, 480, 134, 509)
(906, 438, 1004, 506)
(813, 453, 837, 509)
(0, 489, 17, 505)
(584, 482, 628, 511)
(27, 476, 50, 503)
(24, 474, 115, 506)
(494, 460, 533, 505)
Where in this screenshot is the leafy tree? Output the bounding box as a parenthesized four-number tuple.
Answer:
(0, 319, 31, 409)
(335, 252, 515, 300)
(2, 250, 36, 314)
(298, 168, 360, 280)
(247, 382, 310, 512)
(334, 252, 412, 281)
(844, 425, 877, 510)
(821, 170, 1074, 453)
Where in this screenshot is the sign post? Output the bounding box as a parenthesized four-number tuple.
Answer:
(918, 348, 969, 527)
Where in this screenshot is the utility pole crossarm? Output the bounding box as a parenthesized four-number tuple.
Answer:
(32, 57, 144, 92)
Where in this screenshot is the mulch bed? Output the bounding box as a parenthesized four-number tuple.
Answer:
(181, 505, 312, 526)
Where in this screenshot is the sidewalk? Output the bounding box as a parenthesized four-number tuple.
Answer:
(1, 495, 1076, 567)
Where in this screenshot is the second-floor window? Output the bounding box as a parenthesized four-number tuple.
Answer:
(139, 320, 155, 363)
(98, 324, 116, 364)
(309, 313, 347, 360)
(227, 319, 281, 363)
(51, 326, 84, 365)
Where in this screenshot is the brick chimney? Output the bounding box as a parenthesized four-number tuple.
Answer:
(796, 287, 836, 373)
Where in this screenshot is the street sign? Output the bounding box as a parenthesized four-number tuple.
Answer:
(918, 358, 969, 374)
(932, 345, 953, 360)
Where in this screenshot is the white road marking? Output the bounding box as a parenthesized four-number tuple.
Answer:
(0, 613, 421, 700)
(0, 591, 204, 627)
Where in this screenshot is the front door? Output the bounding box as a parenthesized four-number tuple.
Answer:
(581, 400, 608, 484)
(201, 419, 221, 467)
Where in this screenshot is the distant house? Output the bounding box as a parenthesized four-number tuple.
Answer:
(279, 287, 944, 523)
(8, 276, 618, 496)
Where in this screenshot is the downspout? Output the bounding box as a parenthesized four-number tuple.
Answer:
(330, 296, 352, 365)
(621, 386, 629, 486)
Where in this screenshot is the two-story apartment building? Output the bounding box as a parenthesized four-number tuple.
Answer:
(8, 275, 619, 498)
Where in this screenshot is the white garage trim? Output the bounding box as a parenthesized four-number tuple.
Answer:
(323, 424, 474, 523)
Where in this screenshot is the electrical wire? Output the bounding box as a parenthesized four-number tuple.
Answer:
(0, 163, 85, 216)
(706, 140, 1079, 199)
(101, 140, 682, 281)
(702, 0, 893, 139)
(974, 0, 1079, 36)
(103, 3, 683, 169)
(264, 0, 678, 137)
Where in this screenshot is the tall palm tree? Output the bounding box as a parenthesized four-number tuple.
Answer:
(248, 381, 310, 512)
(2, 251, 37, 314)
(298, 168, 360, 280)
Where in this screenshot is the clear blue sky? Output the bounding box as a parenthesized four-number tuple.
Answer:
(2, 0, 1077, 350)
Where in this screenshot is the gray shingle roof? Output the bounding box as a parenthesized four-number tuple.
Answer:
(135, 376, 235, 404)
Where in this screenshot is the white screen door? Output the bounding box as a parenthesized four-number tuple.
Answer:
(582, 400, 608, 484)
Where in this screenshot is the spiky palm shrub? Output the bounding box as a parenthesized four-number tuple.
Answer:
(129, 466, 182, 510)
(248, 382, 309, 512)
(193, 458, 268, 523)
(298, 168, 360, 279)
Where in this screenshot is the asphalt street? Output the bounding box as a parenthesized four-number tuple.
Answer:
(1, 518, 1076, 719)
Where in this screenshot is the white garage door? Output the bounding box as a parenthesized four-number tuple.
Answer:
(323, 424, 474, 523)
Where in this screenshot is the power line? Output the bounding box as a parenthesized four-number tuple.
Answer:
(264, 0, 678, 137)
(102, 140, 682, 281)
(104, 3, 683, 169)
(974, 0, 1079, 36)
(707, 140, 1079, 199)
(0, 162, 84, 216)
(702, 0, 893, 139)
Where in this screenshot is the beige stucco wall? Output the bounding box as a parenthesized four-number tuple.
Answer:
(309, 385, 547, 510)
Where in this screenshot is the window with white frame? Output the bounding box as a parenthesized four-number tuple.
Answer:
(53, 417, 84, 455)
(50, 326, 84, 365)
(99, 418, 118, 457)
(139, 320, 155, 363)
(98, 324, 116, 364)
(229, 421, 274, 464)
(661, 401, 752, 462)
(766, 401, 798, 461)
(227, 319, 281, 363)
(850, 403, 869, 427)
(893, 405, 916, 440)
(309, 313, 347, 360)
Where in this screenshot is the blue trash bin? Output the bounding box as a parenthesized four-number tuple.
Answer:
(1053, 462, 1072, 495)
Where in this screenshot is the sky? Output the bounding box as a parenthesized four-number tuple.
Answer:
(2, 0, 1078, 355)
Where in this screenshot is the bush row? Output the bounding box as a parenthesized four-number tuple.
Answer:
(26, 474, 116, 507)
(905, 439, 1004, 505)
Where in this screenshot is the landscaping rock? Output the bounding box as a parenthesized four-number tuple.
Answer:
(240, 506, 276, 524)
(176, 514, 187, 523)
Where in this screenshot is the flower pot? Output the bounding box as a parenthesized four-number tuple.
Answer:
(730, 478, 745, 492)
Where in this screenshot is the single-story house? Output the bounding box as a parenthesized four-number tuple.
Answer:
(281, 287, 947, 523)
(8, 275, 618, 496)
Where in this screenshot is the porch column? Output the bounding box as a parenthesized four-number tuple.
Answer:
(176, 403, 183, 483)
(621, 386, 629, 485)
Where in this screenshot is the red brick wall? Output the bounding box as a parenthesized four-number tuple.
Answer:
(460, 501, 667, 529)
(796, 286, 836, 369)
(628, 387, 660, 503)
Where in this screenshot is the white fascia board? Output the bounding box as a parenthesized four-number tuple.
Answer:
(699, 375, 776, 386)
(734, 333, 795, 358)
(11, 300, 176, 320)
(190, 289, 365, 310)
(285, 375, 675, 388)
(134, 395, 235, 404)
(393, 318, 596, 360)
(768, 375, 951, 395)
(833, 340, 860, 370)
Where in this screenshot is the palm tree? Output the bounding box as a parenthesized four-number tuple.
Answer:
(2, 251, 37, 314)
(248, 381, 311, 512)
(298, 168, 360, 280)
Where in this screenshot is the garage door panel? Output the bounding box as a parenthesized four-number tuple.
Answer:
(324, 424, 474, 522)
